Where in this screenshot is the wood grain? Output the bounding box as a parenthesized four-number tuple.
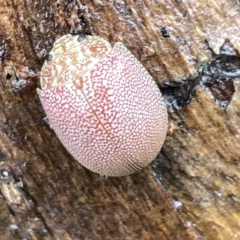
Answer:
(0, 0, 239, 239)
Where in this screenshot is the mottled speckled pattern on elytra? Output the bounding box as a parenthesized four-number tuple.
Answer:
(38, 35, 168, 177)
(40, 35, 111, 90)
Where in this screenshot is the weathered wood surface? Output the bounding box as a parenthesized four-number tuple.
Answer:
(0, 0, 240, 239)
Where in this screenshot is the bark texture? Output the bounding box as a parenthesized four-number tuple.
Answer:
(0, 0, 240, 239)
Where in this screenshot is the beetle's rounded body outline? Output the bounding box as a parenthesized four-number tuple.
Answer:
(38, 34, 168, 177)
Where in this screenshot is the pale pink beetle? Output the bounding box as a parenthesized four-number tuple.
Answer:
(38, 34, 168, 177)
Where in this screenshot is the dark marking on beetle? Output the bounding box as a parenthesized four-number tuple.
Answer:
(46, 54, 52, 61)
(77, 36, 86, 43)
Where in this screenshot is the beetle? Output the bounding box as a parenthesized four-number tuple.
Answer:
(38, 34, 168, 177)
